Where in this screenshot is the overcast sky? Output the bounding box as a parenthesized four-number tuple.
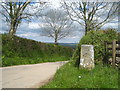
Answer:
(0, 0, 119, 43)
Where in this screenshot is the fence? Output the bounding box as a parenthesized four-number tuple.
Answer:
(105, 40, 120, 67)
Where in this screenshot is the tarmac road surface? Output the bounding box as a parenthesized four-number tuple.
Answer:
(1, 61, 68, 88)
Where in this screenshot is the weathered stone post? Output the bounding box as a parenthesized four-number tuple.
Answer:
(79, 45, 94, 70)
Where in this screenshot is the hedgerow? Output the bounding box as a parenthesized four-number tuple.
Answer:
(72, 29, 118, 65)
(2, 34, 73, 66)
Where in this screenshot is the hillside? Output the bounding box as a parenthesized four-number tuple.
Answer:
(2, 34, 73, 67)
(58, 43, 78, 49)
(47, 43, 78, 49)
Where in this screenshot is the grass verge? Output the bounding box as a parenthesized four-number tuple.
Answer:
(2, 56, 69, 67)
(41, 60, 118, 88)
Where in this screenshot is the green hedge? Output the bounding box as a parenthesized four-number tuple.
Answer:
(72, 29, 118, 65)
(2, 34, 73, 66)
(118, 32, 120, 41)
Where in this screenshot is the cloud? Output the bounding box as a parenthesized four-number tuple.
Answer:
(18, 33, 39, 37)
(0, 30, 5, 34)
(15, 21, 84, 43)
(16, 24, 84, 43)
(48, 0, 61, 8)
(0, 0, 118, 43)
(28, 23, 40, 29)
(102, 22, 118, 29)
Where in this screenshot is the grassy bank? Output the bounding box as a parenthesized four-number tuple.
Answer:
(2, 34, 73, 67)
(41, 60, 118, 88)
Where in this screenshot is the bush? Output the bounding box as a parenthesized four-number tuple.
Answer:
(2, 34, 74, 67)
(118, 32, 120, 41)
(72, 29, 118, 65)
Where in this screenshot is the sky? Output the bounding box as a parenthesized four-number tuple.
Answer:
(0, 0, 119, 43)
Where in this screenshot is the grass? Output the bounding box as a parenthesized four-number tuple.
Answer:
(2, 56, 69, 66)
(2, 34, 73, 67)
(41, 60, 118, 88)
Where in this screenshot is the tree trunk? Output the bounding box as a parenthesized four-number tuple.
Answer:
(9, 29, 14, 36)
(54, 39, 58, 45)
(85, 27, 87, 35)
(9, 25, 16, 37)
(85, 20, 92, 35)
(85, 21, 88, 35)
(54, 32, 58, 45)
(54, 35, 58, 45)
(9, 22, 16, 36)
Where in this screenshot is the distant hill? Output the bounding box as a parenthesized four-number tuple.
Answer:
(2, 34, 73, 67)
(47, 43, 78, 49)
(58, 43, 78, 49)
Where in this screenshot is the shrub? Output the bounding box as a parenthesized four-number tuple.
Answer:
(72, 29, 118, 65)
(2, 34, 74, 66)
(118, 32, 120, 41)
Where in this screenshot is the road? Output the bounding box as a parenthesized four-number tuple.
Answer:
(1, 61, 68, 88)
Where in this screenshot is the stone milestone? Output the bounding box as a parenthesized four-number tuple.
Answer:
(80, 45, 95, 70)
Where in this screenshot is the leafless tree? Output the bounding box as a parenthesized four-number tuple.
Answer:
(0, 0, 33, 36)
(0, 0, 47, 36)
(63, 1, 119, 35)
(40, 9, 74, 45)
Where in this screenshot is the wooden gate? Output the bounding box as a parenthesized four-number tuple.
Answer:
(105, 40, 120, 67)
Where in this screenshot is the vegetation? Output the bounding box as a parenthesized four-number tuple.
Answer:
(40, 9, 73, 45)
(1, 0, 118, 88)
(72, 29, 118, 65)
(1, 1, 31, 36)
(1, 1, 46, 36)
(118, 32, 120, 41)
(41, 60, 118, 88)
(2, 34, 73, 67)
(41, 29, 119, 88)
(64, 1, 118, 35)
(59, 43, 77, 49)
(50, 43, 78, 49)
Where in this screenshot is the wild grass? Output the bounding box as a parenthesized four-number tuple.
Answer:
(2, 34, 73, 67)
(41, 60, 118, 88)
(2, 56, 69, 66)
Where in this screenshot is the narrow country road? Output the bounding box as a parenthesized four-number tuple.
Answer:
(1, 61, 68, 88)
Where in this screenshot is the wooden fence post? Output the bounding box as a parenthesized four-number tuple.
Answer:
(112, 40, 116, 67)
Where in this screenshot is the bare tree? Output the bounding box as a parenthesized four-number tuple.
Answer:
(0, 0, 33, 36)
(40, 9, 74, 45)
(0, 0, 47, 36)
(63, 1, 119, 35)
